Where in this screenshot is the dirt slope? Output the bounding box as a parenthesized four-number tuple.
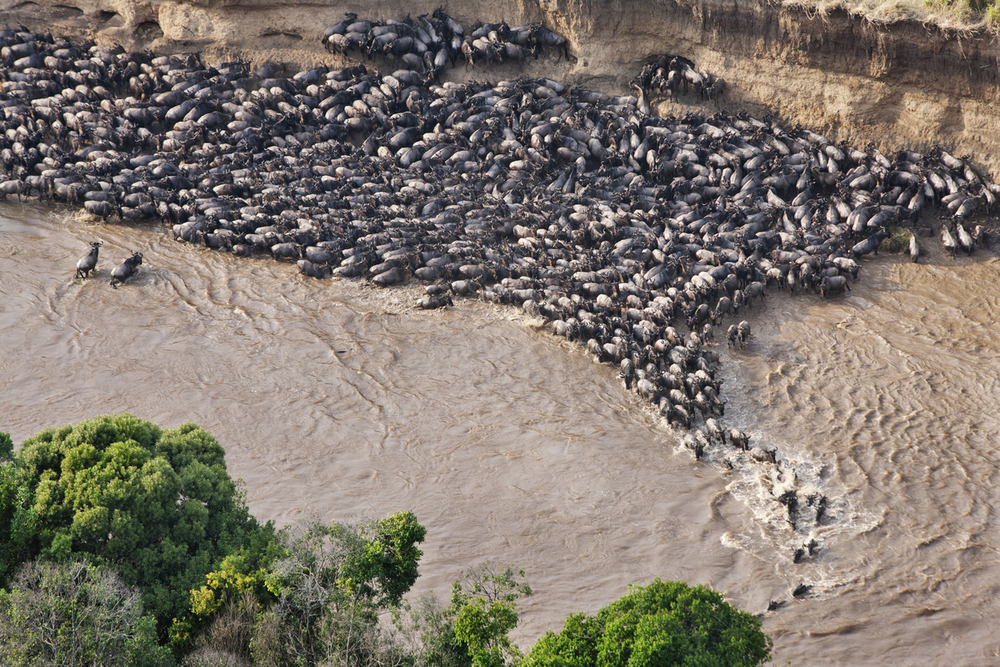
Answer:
(4, 0, 1000, 177)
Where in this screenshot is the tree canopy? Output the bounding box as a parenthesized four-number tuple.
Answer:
(407, 563, 532, 667)
(0, 417, 773, 667)
(523, 579, 772, 667)
(247, 512, 427, 666)
(0, 558, 172, 667)
(0, 414, 274, 639)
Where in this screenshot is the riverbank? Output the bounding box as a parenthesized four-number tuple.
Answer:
(4, 0, 1000, 178)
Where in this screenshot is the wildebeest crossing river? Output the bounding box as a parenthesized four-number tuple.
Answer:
(3, 15, 1000, 666)
(5, 202, 1000, 665)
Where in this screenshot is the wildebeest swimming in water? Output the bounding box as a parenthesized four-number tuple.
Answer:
(75, 241, 102, 278)
(110, 252, 143, 289)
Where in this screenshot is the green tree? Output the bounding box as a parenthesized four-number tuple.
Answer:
(0, 415, 275, 644)
(409, 563, 531, 667)
(341, 510, 428, 608)
(520, 613, 602, 667)
(523, 579, 771, 667)
(254, 511, 426, 667)
(0, 431, 13, 460)
(0, 558, 174, 667)
(0, 446, 35, 582)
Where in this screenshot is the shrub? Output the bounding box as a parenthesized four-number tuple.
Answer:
(408, 563, 532, 667)
(0, 558, 173, 667)
(249, 512, 427, 667)
(523, 579, 772, 667)
(881, 226, 911, 253)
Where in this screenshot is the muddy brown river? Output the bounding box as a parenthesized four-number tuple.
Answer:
(3, 200, 1000, 665)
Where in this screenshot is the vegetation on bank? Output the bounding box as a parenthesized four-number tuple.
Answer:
(781, 0, 1000, 33)
(880, 226, 911, 253)
(0, 415, 772, 666)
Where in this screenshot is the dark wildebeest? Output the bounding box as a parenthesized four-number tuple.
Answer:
(819, 275, 850, 298)
(110, 252, 143, 289)
(75, 241, 103, 278)
(736, 320, 752, 347)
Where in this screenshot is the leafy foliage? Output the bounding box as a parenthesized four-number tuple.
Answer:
(0, 432, 13, 461)
(171, 532, 284, 656)
(248, 512, 426, 667)
(404, 591, 470, 667)
(0, 415, 275, 642)
(0, 558, 174, 667)
(0, 422, 773, 667)
(341, 510, 428, 608)
(520, 613, 603, 667)
(408, 563, 531, 667)
(523, 579, 772, 667)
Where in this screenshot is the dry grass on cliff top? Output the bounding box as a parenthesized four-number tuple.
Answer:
(782, 0, 999, 33)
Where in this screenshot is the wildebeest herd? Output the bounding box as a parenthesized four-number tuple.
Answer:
(323, 9, 570, 77)
(1, 16, 995, 577)
(630, 54, 727, 113)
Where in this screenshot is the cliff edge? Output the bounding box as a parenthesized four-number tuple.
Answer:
(4, 0, 1000, 177)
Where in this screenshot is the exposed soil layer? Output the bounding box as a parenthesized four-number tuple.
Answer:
(3, 0, 1000, 176)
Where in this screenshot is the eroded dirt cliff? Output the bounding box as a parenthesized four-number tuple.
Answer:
(4, 0, 1000, 176)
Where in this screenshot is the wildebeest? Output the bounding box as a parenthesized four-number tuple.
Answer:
(792, 583, 812, 598)
(705, 417, 726, 444)
(75, 241, 102, 278)
(297, 259, 331, 278)
(728, 428, 750, 451)
(832, 256, 859, 278)
(110, 252, 143, 289)
(909, 233, 921, 262)
(851, 231, 886, 258)
(701, 77, 726, 103)
(956, 223, 974, 255)
(751, 446, 777, 464)
(744, 281, 765, 305)
(0, 179, 24, 201)
(83, 199, 120, 222)
(271, 242, 302, 261)
(941, 225, 957, 256)
(418, 294, 453, 309)
(712, 296, 732, 325)
(681, 432, 703, 459)
(686, 302, 710, 329)
(819, 275, 850, 298)
(728, 320, 751, 348)
(738, 321, 751, 346)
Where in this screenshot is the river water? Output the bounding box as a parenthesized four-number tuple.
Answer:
(2, 200, 1000, 665)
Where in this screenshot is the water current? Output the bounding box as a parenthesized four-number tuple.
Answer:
(3, 200, 1000, 665)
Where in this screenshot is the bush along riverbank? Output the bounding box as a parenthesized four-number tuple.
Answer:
(0, 415, 772, 666)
